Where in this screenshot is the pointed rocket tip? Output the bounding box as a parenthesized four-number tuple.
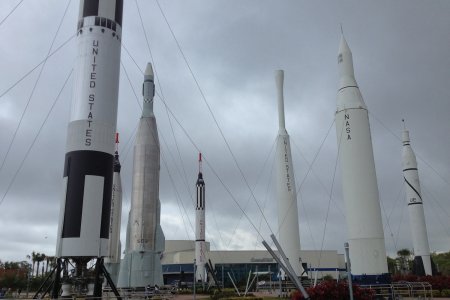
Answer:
(339, 34, 351, 55)
(144, 63, 154, 76)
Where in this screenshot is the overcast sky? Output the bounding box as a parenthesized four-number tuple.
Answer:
(0, 0, 449, 267)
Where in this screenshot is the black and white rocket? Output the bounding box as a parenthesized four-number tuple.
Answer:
(104, 133, 123, 285)
(117, 63, 165, 288)
(195, 153, 207, 283)
(56, 0, 123, 258)
(335, 35, 389, 282)
(402, 124, 435, 275)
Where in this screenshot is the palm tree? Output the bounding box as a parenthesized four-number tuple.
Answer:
(35, 253, 46, 277)
(45, 256, 55, 274)
(30, 252, 37, 277)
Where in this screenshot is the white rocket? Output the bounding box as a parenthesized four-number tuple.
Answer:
(117, 63, 165, 288)
(195, 153, 207, 283)
(56, 0, 123, 258)
(402, 125, 434, 275)
(275, 70, 302, 276)
(104, 133, 123, 285)
(335, 35, 389, 282)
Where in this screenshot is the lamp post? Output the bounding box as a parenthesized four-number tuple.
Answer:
(193, 259, 196, 300)
(344, 242, 354, 300)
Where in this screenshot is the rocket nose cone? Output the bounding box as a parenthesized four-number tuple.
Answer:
(402, 130, 410, 143)
(339, 35, 351, 55)
(145, 63, 154, 77)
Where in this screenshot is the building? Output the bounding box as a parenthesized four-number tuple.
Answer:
(161, 240, 346, 287)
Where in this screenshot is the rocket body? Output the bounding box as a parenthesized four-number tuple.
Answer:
(117, 63, 165, 288)
(335, 36, 388, 280)
(402, 130, 433, 275)
(274, 70, 302, 276)
(195, 155, 207, 282)
(104, 135, 123, 284)
(56, 0, 123, 258)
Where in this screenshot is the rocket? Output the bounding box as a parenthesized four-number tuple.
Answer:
(402, 125, 435, 275)
(104, 133, 123, 285)
(117, 63, 165, 288)
(335, 35, 389, 282)
(274, 70, 302, 276)
(56, 0, 123, 258)
(195, 153, 207, 283)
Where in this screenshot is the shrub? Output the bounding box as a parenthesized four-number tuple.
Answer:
(291, 281, 374, 300)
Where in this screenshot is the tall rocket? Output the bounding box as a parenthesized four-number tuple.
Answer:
(402, 125, 435, 275)
(335, 35, 388, 282)
(275, 70, 302, 276)
(104, 133, 123, 284)
(56, 0, 123, 258)
(117, 63, 165, 288)
(195, 153, 207, 282)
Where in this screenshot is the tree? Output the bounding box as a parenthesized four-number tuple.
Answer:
(397, 248, 412, 274)
(387, 256, 398, 275)
(432, 251, 450, 275)
(30, 252, 37, 277)
(34, 253, 46, 277)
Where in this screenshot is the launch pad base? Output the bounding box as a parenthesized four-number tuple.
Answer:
(32, 258, 121, 299)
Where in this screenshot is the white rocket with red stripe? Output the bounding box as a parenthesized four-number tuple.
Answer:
(56, 0, 123, 258)
(195, 153, 207, 282)
(104, 133, 123, 284)
(402, 126, 433, 275)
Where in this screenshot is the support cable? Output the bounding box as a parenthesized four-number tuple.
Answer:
(370, 112, 450, 193)
(316, 116, 343, 268)
(155, 0, 274, 235)
(0, 0, 71, 175)
(121, 60, 194, 240)
(134, 1, 260, 253)
(0, 69, 73, 208)
(0, 0, 24, 28)
(276, 119, 339, 239)
(226, 138, 276, 248)
(134, 0, 197, 232)
(0, 34, 75, 100)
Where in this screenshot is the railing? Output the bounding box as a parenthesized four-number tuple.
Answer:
(361, 281, 433, 299)
(103, 287, 175, 299)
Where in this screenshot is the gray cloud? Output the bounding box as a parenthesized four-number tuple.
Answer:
(0, 0, 449, 264)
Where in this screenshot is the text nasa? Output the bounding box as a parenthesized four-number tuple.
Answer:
(85, 40, 99, 146)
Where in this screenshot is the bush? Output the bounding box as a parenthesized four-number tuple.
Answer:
(392, 274, 450, 291)
(209, 290, 239, 300)
(291, 281, 374, 300)
(431, 289, 441, 297)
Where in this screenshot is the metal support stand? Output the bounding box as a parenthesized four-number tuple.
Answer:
(51, 258, 61, 299)
(344, 242, 354, 300)
(33, 264, 58, 299)
(262, 234, 309, 299)
(207, 259, 222, 292)
(93, 258, 103, 298)
(32, 257, 121, 300)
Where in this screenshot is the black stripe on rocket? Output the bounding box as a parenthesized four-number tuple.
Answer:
(403, 176, 423, 203)
(82, 0, 123, 25)
(196, 173, 205, 209)
(61, 150, 113, 239)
